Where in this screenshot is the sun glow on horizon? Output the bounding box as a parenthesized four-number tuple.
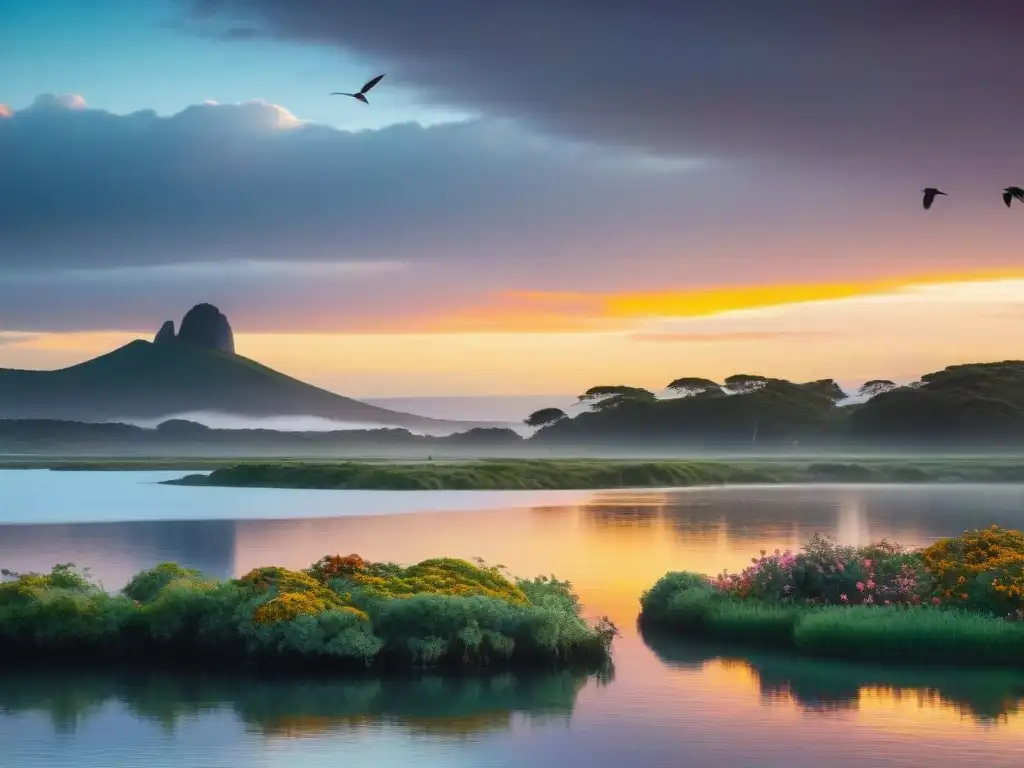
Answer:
(1, 273, 1022, 397)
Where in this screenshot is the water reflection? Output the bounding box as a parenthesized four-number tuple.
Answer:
(5, 482, 1024, 625)
(642, 626, 1024, 724)
(6, 477, 1024, 766)
(0, 669, 598, 740)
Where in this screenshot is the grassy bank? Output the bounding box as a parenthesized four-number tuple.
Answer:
(160, 458, 1024, 491)
(0, 556, 616, 674)
(639, 527, 1024, 667)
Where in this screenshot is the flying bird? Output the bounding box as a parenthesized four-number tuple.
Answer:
(922, 188, 946, 210)
(330, 74, 385, 104)
(1003, 187, 1024, 208)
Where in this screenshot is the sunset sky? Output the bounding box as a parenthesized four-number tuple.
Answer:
(2, 1, 1024, 406)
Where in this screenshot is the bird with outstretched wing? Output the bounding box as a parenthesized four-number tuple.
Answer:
(331, 74, 385, 104)
(1003, 186, 1024, 208)
(922, 187, 947, 210)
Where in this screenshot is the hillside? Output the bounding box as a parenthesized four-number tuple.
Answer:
(0, 340, 488, 434)
(527, 361, 1024, 449)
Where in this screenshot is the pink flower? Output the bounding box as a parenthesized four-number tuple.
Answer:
(932, 597, 941, 606)
(856, 581, 865, 592)
(863, 559, 872, 568)
(864, 595, 874, 605)
(840, 593, 849, 602)
(836, 562, 845, 572)
(866, 580, 876, 590)
(884, 600, 891, 606)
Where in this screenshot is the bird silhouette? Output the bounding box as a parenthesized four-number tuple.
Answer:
(330, 74, 385, 104)
(1003, 187, 1024, 208)
(922, 188, 946, 210)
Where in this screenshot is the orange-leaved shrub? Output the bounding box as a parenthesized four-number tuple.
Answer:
(921, 525, 1024, 618)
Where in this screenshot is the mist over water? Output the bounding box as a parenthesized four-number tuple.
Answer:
(365, 395, 578, 424)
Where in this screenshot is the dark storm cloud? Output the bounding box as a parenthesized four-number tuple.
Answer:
(188, 0, 1024, 177)
(0, 93, 729, 271)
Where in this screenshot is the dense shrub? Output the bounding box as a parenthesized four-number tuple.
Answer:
(921, 525, 1024, 618)
(0, 556, 616, 673)
(639, 527, 1024, 666)
(709, 534, 930, 607)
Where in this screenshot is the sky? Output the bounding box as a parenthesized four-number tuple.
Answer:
(2, 0, 1024, 407)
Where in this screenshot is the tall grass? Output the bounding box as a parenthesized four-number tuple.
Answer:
(793, 606, 1024, 664)
(639, 571, 1024, 666)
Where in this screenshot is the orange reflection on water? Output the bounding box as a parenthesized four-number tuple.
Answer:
(230, 489, 933, 629)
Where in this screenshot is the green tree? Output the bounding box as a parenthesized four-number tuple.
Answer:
(666, 377, 720, 397)
(524, 407, 568, 428)
(857, 379, 897, 397)
(724, 374, 768, 393)
(577, 385, 657, 412)
(801, 378, 847, 403)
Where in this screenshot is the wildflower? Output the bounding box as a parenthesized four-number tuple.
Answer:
(856, 581, 865, 592)
(884, 600, 891, 606)
(864, 595, 874, 605)
(863, 559, 872, 569)
(840, 593, 848, 602)
(865, 579, 876, 590)
(932, 597, 941, 606)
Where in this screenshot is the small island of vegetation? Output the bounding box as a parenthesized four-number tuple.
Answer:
(0, 554, 615, 673)
(165, 457, 1024, 491)
(639, 526, 1024, 667)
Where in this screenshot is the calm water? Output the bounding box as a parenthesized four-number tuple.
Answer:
(4, 471, 1024, 767)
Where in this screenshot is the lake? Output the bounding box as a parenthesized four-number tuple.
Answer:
(3, 471, 1024, 767)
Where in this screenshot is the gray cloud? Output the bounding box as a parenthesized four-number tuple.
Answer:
(1, 93, 728, 272)
(0, 90, 916, 332)
(187, 0, 1024, 180)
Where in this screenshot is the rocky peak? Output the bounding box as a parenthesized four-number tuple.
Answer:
(153, 320, 175, 344)
(151, 304, 235, 354)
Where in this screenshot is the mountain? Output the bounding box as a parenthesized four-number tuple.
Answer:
(0, 338, 493, 434)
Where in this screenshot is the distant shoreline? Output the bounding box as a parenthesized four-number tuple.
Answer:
(153, 458, 1024, 491)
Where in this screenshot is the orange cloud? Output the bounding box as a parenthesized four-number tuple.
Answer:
(283, 269, 1024, 335)
(507, 268, 1024, 325)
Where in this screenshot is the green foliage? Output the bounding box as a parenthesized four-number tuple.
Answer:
(522, 360, 1024, 447)
(0, 556, 614, 673)
(666, 377, 720, 396)
(703, 601, 801, 646)
(524, 408, 567, 428)
(724, 374, 768, 393)
(171, 457, 1024, 492)
(638, 571, 712, 624)
(792, 607, 1024, 664)
(800, 378, 847, 403)
(123, 563, 208, 604)
(858, 379, 897, 397)
(640, 529, 1024, 667)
